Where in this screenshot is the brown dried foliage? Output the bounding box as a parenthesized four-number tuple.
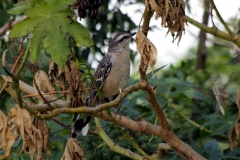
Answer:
(69, 64, 84, 108)
(0, 110, 18, 159)
(145, 0, 186, 44)
(10, 105, 50, 160)
(48, 60, 85, 107)
(135, 30, 157, 73)
(48, 60, 70, 91)
(34, 70, 56, 94)
(61, 138, 84, 160)
(0, 105, 50, 159)
(229, 88, 240, 150)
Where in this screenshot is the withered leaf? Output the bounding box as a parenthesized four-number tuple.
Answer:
(235, 88, 240, 137)
(61, 138, 84, 160)
(8, 105, 50, 160)
(48, 60, 70, 91)
(69, 65, 84, 108)
(229, 128, 237, 151)
(135, 30, 157, 73)
(0, 110, 8, 151)
(0, 109, 19, 159)
(16, 106, 41, 153)
(145, 0, 186, 44)
(34, 70, 56, 94)
(229, 88, 240, 150)
(31, 117, 50, 160)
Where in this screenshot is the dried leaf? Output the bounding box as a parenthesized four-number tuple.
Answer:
(8, 105, 51, 160)
(0, 109, 19, 159)
(0, 110, 8, 151)
(235, 89, 240, 138)
(212, 83, 225, 116)
(48, 60, 69, 91)
(31, 117, 50, 160)
(17, 106, 40, 153)
(229, 128, 237, 151)
(61, 138, 84, 160)
(146, 0, 186, 44)
(229, 89, 240, 150)
(69, 65, 84, 108)
(34, 70, 56, 93)
(135, 30, 157, 73)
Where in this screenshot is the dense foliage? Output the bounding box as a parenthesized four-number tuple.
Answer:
(0, 0, 240, 160)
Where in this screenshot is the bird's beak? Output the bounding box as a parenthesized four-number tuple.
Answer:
(130, 32, 136, 37)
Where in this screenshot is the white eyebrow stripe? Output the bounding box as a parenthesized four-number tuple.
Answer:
(115, 34, 125, 42)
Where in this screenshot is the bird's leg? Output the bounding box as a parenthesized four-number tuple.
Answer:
(113, 88, 123, 120)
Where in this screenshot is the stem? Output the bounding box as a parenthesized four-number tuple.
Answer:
(210, 0, 233, 37)
(15, 48, 30, 77)
(94, 117, 144, 160)
(184, 15, 240, 47)
(170, 104, 228, 139)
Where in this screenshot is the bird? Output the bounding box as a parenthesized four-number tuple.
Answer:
(71, 32, 136, 138)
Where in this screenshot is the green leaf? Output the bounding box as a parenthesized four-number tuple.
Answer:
(211, 116, 235, 136)
(203, 140, 221, 160)
(9, 18, 44, 38)
(7, 1, 30, 15)
(29, 22, 47, 61)
(146, 64, 167, 79)
(8, 0, 93, 67)
(183, 89, 208, 101)
(189, 138, 203, 156)
(202, 118, 219, 127)
(10, 152, 20, 160)
(66, 22, 93, 47)
(223, 148, 240, 159)
(43, 18, 69, 68)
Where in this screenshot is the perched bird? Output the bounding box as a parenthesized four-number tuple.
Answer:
(71, 32, 136, 138)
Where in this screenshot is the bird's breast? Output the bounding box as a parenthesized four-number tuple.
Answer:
(101, 55, 130, 98)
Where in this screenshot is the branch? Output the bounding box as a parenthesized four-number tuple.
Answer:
(94, 117, 145, 160)
(1, 74, 70, 108)
(184, 15, 240, 47)
(138, 7, 206, 160)
(210, 0, 233, 37)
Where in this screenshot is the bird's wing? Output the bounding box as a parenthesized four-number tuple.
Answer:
(86, 54, 113, 106)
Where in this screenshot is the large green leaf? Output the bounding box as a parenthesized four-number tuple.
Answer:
(183, 88, 208, 101)
(8, 0, 93, 68)
(203, 140, 221, 160)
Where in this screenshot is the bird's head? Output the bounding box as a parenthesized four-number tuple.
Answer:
(108, 32, 136, 52)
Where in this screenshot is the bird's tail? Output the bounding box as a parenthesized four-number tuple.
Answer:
(71, 115, 92, 138)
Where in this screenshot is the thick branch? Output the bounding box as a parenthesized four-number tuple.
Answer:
(139, 8, 206, 160)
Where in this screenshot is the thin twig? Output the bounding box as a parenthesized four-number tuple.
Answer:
(52, 117, 71, 130)
(0, 39, 25, 94)
(22, 91, 69, 98)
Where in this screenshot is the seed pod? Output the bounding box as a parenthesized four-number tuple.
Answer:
(89, 0, 102, 9)
(74, 0, 81, 8)
(79, 0, 89, 10)
(78, 8, 87, 19)
(88, 9, 98, 19)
